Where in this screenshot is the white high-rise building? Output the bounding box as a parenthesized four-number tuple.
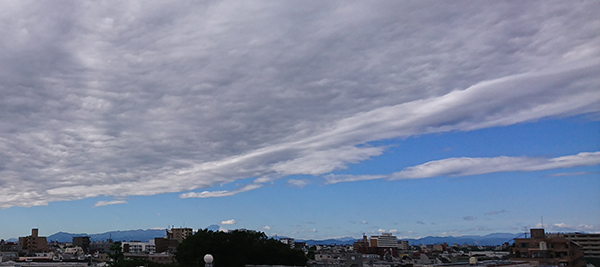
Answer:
(371, 233, 398, 248)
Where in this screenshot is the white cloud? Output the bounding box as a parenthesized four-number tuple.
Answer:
(93, 200, 127, 207)
(221, 219, 236, 225)
(0, 1, 598, 208)
(287, 179, 309, 188)
(533, 222, 600, 233)
(179, 184, 262, 198)
(325, 152, 600, 184)
(262, 226, 271, 230)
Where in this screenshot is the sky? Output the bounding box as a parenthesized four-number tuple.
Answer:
(0, 1, 599, 241)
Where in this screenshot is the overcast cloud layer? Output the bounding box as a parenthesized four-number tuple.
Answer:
(1, 1, 599, 208)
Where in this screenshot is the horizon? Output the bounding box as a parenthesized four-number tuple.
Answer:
(0, 226, 588, 242)
(0, 1, 598, 241)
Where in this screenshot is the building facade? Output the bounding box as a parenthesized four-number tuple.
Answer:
(166, 228, 193, 243)
(547, 233, 600, 259)
(512, 229, 585, 267)
(18, 229, 48, 253)
(122, 240, 155, 253)
(72, 237, 90, 253)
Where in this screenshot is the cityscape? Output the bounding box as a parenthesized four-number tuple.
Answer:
(1, 227, 599, 267)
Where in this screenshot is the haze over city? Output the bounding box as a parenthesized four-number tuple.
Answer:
(1, 1, 599, 241)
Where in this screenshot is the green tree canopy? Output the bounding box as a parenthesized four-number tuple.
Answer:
(176, 230, 307, 267)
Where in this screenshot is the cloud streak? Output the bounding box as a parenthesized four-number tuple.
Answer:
(179, 184, 262, 199)
(0, 1, 598, 208)
(94, 200, 128, 207)
(485, 210, 507, 216)
(325, 152, 600, 184)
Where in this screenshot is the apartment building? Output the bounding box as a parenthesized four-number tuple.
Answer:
(166, 227, 193, 243)
(18, 229, 48, 253)
(512, 229, 585, 267)
(547, 233, 600, 259)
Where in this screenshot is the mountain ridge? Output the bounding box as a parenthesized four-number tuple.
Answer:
(24, 229, 520, 246)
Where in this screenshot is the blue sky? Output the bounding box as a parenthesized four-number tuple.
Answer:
(0, 1, 599, 241)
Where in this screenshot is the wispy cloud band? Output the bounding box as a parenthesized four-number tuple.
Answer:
(325, 152, 600, 184)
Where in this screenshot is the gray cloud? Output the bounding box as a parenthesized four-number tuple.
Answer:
(0, 1, 599, 208)
(485, 210, 507, 216)
(463, 216, 478, 221)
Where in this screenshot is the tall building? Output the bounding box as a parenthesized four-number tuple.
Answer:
(18, 229, 48, 253)
(371, 233, 398, 248)
(166, 227, 193, 243)
(512, 228, 585, 267)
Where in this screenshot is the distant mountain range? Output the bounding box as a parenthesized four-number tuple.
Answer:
(29, 229, 519, 246)
(284, 233, 520, 246)
(47, 229, 168, 242)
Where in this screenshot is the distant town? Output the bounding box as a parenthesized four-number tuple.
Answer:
(1, 227, 598, 267)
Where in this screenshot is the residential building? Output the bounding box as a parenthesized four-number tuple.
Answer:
(154, 237, 178, 254)
(512, 228, 585, 267)
(547, 232, 600, 259)
(279, 238, 295, 249)
(166, 227, 193, 243)
(122, 240, 155, 253)
(398, 240, 409, 250)
(354, 233, 399, 257)
(72, 237, 90, 253)
(18, 229, 48, 253)
(64, 247, 85, 256)
(89, 240, 113, 254)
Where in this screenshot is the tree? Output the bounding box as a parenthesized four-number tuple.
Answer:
(176, 230, 307, 267)
(108, 242, 125, 267)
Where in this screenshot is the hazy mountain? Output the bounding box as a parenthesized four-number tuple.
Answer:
(43, 229, 518, 246)
(404, 233, 519, 246)
(297, 237, 357, 245)
(47, 229, 167, 242)
(297, 233, 519, 246)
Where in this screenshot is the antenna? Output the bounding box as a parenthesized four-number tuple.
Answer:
(541, 216, 544, 229)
